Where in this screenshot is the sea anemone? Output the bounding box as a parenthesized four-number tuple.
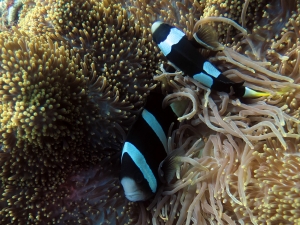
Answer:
(0, 0, 159, 223)
(141, 1, 300, 224)
(1, 0, 300, 224)
(0, 27, 134, 224)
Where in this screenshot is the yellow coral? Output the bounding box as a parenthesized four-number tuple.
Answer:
(0, 0, 159, 223)
(0, 32, 86, 149)
(19, 0, 158, 101)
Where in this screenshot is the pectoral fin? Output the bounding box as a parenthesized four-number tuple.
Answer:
(170, 99, 190, 117)
(158, 148, 185, 184)
(193, 25, 224, 51)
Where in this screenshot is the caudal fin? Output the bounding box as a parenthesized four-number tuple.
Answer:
(234, 86, 270, 98)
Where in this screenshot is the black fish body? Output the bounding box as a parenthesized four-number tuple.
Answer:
(120, 92, 178, 201)
(151, 21, 268, 98)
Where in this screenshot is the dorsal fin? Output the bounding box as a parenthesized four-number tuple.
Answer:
(193, 25, 224, 51)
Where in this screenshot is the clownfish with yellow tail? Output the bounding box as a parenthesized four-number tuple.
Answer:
(120, 92, 184, 202)
(151, 21, 269, 98)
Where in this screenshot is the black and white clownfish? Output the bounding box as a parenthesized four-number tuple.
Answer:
(151, 21, 269, 98)
(120, 92, 183, 202)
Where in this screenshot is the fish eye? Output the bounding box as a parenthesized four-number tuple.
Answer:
(158, 164, 164, 177)
(165, 64, 176, 73)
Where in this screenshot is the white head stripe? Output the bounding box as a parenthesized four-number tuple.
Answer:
(142, 108, 168, 152)
(193, 72, 213, 88)
(158, 27, 185, 56)
(151, 21, 163, 34)
(122, 142, 157, 193)
(203, 61, 221, 78)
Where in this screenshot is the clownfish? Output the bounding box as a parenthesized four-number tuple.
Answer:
(151, 21, 268, 98)
(120, 92, 183, 202)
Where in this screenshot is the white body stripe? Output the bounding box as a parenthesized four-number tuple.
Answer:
(158, 28, 185, 56)
(193, 72, 213, 88)
(203, 61, 221, 78)
(122, 142, 157, 193)
(142, 108, 168, 152)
